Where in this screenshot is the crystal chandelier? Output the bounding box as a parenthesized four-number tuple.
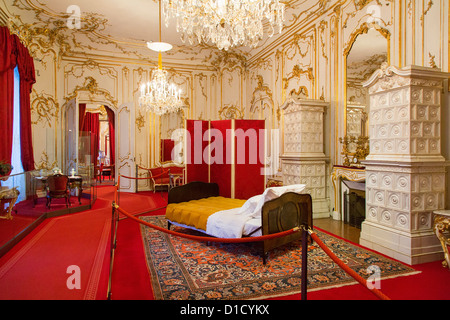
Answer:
(139, 58, 183, 115)
(139, 1, 183, 115)
(162, 0, 285, 51)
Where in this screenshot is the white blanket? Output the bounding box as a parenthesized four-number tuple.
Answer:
(206, 184, 307, 238)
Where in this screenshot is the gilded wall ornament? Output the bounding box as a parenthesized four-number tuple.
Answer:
(35, 151, 58, 170)
(429, 53, 438, 69)
(218, 104, 244, 120)
(136, 110, 145, 133)
(31, 90, 60, 127)
(289, 86, 309, 99)
(65, 76, 118, 107)
(250, 75, 274, 107)
(283, 65, 314, 90)
(208, 51, 248, 72)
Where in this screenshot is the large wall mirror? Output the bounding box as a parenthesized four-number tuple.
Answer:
(160, 109, 186, 165)
(343, 23, 390, 166)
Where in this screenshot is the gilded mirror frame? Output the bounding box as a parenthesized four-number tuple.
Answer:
(342, 22, 391, 166)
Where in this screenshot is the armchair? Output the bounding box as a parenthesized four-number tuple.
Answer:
(148, 164, 185, 192)
(149, 167, 170, 192)
(46, 174, 70, 209)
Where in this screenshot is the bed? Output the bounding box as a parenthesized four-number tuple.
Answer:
(165, 181, 313, 264)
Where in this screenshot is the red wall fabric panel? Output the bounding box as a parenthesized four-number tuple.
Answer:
(161, 139, 175, 162)
(185, 120, 209, 183)
(185, 119, 265, 199)
(105, 106, 115, 166)
(209, 120, 233, 198)
(234, 119, 265, 200)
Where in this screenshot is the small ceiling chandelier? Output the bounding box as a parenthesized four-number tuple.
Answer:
(162, 0, 285, 51)
(139, 0, 183, 115)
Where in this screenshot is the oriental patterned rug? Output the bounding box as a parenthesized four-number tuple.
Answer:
(140, 216, 419, 300)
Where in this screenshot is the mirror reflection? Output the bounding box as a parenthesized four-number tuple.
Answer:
(160, 110, 185, 164)
(343, 27, 388, 166)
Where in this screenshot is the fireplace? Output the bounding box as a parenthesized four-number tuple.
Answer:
(343, 180, 365, 229)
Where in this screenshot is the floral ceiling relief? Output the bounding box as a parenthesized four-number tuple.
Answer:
(5, 0, 193, 63)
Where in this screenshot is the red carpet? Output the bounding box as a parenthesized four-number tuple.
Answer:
(0, 215, 36, 248)
(0, 197, 112, 300)
(110, 213, 156, 300)
(117, 190, 167, 216)
(0, 186, 167, 300)
(0, 193, 93, 248)
(109, 189, 167, 300)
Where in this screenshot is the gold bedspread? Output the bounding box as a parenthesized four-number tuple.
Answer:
(165, 196, 246, 231)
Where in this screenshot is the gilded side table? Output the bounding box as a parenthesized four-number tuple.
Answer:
(433, 210, 450, 269)
(0, 187, 19, 220)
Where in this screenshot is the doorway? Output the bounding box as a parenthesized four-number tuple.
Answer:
(79, 104, 115, 185)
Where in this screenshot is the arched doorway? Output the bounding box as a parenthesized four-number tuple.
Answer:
(63, 76, 137, 194)
(79, 104, 115, 185)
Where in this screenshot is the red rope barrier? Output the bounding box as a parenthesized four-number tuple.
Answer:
(136, 165, 171, 176)
(308, 229, 391, 301)
(150, 169, 170, 179)
(115, 204, 300, 244)
(120, 169, 170, 180)
(120, 175, 152, 180)
(137, 164, 154, 171)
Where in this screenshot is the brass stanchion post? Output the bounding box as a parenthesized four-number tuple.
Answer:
(301, 225, 308, 301)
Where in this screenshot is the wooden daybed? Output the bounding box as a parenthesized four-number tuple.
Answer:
(166, 181, 313, 264)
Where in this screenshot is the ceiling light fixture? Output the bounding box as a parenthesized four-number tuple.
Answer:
(139, 0, 183, 115)
(162, 0, 285, 51)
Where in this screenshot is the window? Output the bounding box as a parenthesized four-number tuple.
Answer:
(3, 66, 26, 202)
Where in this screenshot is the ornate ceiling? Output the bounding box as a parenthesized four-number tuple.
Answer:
(2, 0, 331, 65)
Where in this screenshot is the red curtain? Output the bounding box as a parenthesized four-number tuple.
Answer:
(0, 26, 36, 170)
(15, 38, 36, 172)
(83, 112, 100, 166)
(105, 106, 115, 166)
(104, 136, 108, 156)
(0, 27, 18, 165)
(79, 103, 86, 133)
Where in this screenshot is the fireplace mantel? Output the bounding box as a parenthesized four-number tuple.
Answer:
(331, 165, 365, 220)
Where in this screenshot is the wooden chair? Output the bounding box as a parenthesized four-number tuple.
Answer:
(100, 165, 114, 182)
(95, 163, 104, 182)
(46, 174, 70, 209)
